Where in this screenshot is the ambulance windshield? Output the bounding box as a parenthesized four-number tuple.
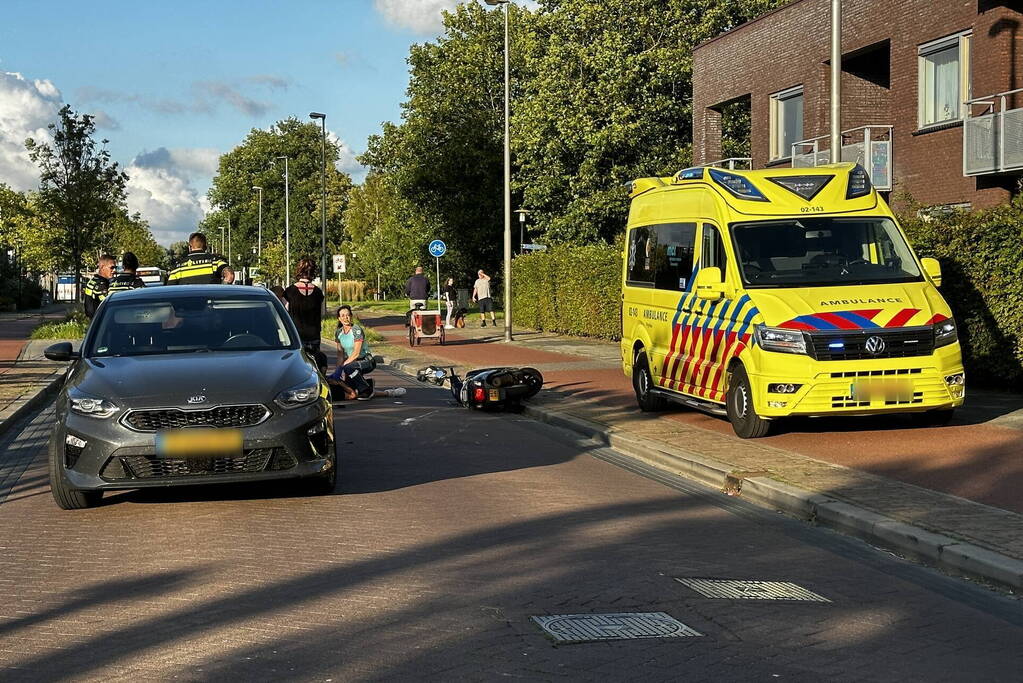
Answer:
(731, 217, 922, 288)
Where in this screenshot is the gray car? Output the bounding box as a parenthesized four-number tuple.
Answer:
(44, 285, 336, 509)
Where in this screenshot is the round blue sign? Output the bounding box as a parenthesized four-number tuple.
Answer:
(428, 239, 447, 258)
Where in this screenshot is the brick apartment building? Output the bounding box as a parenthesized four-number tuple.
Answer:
(692, 0, 1023, 210)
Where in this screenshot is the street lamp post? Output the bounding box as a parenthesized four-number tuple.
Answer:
(484, 0, 513, 342)
(251, 185, 263, 261)
(218, 226, 226, 258)
(514, 209, 528, 254)
(309, 112, 328, 307)
(226, 217, 232, 273)
(274, 155, 291, 286)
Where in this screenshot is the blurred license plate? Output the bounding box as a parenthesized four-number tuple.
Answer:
(156, 429, 242, 458)
(488, 389, 500, 401)
(851, 379, 913, 402)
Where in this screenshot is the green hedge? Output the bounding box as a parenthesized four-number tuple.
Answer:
(512, 243, 622, 340)
(899, 196, 1023, 389)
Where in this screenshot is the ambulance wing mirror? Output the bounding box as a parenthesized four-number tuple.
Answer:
(920, 258, 942, 287)
(694, 267, 725, 300)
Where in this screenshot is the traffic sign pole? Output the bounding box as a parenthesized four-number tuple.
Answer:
(428, 240, 447, 315)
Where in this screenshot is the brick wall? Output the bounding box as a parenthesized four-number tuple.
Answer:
(693, 0, 1023, 210)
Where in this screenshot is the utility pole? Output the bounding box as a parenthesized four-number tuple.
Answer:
(252, 186, 263, 261)
(830, 0, 842, 163)
(274, 156, 291, 286)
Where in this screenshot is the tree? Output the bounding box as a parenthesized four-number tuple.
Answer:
(25, 105, 128, 298)
(203, 118, 353, 278)
(166, 240, 190, 266)
(108, 209, 165, 268)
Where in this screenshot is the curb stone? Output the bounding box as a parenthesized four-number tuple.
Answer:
(384, 354, 1023, 593)
(0, 371, 64, 440)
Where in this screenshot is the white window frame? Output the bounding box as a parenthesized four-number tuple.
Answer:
(769, 86, 804, 160)
(917, 31, 971, 129)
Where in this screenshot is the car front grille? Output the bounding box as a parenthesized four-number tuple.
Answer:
(103, 447, 291, 479)
(122, 404, 269, 432)
(807, 327, 934, 361)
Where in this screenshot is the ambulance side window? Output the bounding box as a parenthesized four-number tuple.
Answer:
(701, 224, 728, 277)
(652, 223, 697, 291)
(627, 227, 656, 287)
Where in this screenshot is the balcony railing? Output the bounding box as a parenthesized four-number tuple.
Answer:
(698, 157, 753, 170)
(790, 126, 893, 191)
(963, 89, 1023, 176)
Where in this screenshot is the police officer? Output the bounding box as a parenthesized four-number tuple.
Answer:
(107, 251, 147, 294)
(167, 232, 233, 285)
(82, 254, 115, 319)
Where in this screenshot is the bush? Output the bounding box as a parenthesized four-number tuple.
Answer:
(899, 196, 1023, 389)
(324, 279, 369, 302)
(512, 242, 622, 340)
(31, 311, 89, 340)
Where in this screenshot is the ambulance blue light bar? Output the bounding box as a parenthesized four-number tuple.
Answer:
(708, 168, 768, 202)
(846, 164, 872, 199)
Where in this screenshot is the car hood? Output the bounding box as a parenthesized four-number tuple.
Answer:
(69, 350, 314, 408)
(745, 282, 951, 330)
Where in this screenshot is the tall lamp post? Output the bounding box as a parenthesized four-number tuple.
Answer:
(309, 112, 328, 307)
(273, 155, 291, 286)
(251, 185, 263, 262)
(218, 226, 226, 258)
(830, 0, 842, 162)
(226, 217, 232, 274)
(484, 0, 513, 342)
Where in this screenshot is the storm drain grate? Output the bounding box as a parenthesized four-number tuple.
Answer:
(675, 578, 830, 602)
(531, 612, 702, 644)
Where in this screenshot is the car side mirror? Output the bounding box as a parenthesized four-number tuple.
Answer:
(921, 257, 942, 287)
(44, 342, 79, 362)
(694, 266, 725, 300)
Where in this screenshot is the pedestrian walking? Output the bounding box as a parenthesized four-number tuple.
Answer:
(472, 269, 496, 328)
(283, 257, 325, 355)
(167, 232, 233, 285)
(441, 277, 457, 329)
(107, 252, 147, 294)
(405, 266, 429, 311)
(82, 254, 115, 319)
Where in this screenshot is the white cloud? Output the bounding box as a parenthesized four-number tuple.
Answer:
(0, 70, 62, 190)
(327, 131, 367, 183)
(374, 0, 462, 33)
(125, 146, 219, 245)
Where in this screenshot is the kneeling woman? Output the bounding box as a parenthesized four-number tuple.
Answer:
(328, 305, 404, 400)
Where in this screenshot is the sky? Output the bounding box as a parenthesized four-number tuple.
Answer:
(0, 0, 485, 245)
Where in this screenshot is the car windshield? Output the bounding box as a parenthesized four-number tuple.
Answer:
(731, 217, 923, 288)
(86, 296, 298, 357)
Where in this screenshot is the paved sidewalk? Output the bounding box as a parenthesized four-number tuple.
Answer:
(358, 309, 1023, 591)
(0, 306, 73, 438)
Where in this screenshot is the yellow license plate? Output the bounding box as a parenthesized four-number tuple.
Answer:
(851, 379, 913, 402)
(156, 429, 243, 457)
(488, 389, 500, 401)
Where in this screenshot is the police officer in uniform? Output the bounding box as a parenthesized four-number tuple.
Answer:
(167, 232, 233, 285)
(83, 254, 115, 319)
(107, 251, 147, 294)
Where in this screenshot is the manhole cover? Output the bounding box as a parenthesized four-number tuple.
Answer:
(675, 578, 830, 602)
(531, 612, 702, 643)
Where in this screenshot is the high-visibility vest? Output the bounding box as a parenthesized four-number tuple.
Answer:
(82, 275, 110, 319)
(108, 273, 147, 293)
(167, 251, 228, 285)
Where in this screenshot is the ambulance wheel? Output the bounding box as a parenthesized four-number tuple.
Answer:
(726, 364, 771, 439)
(633, 352, 666, 412)
(911, 408, 955, 427)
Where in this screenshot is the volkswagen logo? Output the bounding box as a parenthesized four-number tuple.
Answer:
(864, 336, 886, 356)
(187, 395, 207, 404)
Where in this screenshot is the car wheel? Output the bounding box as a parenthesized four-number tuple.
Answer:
(48, 437, 102, 510)
(726, 364, 771, 438)
(633, 351, 666, 412)
(910, 408, 955, 427)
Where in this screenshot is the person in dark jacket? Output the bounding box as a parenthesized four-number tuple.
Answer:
(404, 266, 430, 310)
(167, 232, 233, 285)
(283, 257, 325, 355)
(83, 254, 115, 319)
(107, 252, 147, 294)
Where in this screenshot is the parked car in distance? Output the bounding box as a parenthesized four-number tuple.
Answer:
(137, 266, 166, 287)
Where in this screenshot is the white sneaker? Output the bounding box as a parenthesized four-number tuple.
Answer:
(384, 387, 407, 397)
(444, 324, 454, 329)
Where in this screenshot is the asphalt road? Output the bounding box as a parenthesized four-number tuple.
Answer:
(0, 368, 1021, 680)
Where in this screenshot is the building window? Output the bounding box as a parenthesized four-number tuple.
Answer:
(918, 32, 971, 128)
(770, 87, 803, 160)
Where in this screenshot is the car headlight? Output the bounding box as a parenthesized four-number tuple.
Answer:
(275, 375, 321, 409)
(754, 324, 807, 355)
(68, 390, 119, 418)
(934, 318, 957, 348)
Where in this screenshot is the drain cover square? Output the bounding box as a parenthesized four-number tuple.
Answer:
(531, 612, 702, 643)
(675, 578, 830, 602)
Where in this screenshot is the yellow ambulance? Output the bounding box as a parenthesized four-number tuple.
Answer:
(621, 163, 964, 438)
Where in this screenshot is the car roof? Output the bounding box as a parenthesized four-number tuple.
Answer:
(106, 285, 273, 301)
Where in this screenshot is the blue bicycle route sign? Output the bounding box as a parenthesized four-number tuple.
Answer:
(428, 239, 447, 258)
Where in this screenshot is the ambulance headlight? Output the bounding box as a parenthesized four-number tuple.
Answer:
(933, 318, 958, 348)
(754, 325, 807, 355)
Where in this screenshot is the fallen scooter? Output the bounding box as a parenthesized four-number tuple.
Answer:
(417, 365, 543, 410)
